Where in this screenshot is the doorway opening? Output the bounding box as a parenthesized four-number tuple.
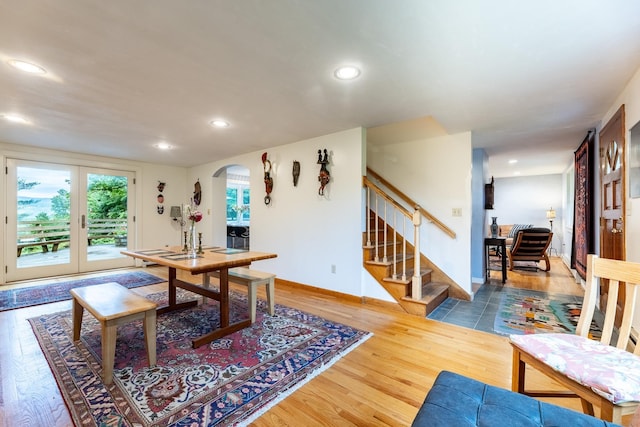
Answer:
(225, 166, 250, 249)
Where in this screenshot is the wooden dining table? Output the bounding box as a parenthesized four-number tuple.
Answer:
(121, 246, 277, 348)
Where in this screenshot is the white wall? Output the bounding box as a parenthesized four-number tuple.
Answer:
(189, 128, 381, 298)
(493, 174, 564, 253)
(471, 148, 490, 284)
(601, 65, 640, 327)
(367, 132, 473, 294)
(139, 163, 188, 249)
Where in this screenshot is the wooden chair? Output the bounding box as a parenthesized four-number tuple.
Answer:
(506, 227, 552, 271)
(510, 254, 640, 424)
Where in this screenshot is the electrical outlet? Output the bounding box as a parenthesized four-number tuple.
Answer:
(452, 208, 462, 217)
(331, 264, 336, 274)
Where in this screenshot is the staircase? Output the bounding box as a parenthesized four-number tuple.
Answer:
(363, 169, 460, 317)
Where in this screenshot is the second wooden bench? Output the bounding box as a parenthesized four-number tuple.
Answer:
(202, 267, 275, 323)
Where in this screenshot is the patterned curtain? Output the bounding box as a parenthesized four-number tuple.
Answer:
(572, 131, 595, 279)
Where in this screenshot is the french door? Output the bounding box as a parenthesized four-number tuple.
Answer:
(5, 159, 135, 282)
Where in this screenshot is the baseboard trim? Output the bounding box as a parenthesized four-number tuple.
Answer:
(362, 296, 405, 312)
(275, 278, 401, 310)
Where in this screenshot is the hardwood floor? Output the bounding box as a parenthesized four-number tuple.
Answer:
(0, 258, 633, 426)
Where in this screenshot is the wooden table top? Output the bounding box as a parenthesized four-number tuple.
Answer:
(121, 246, 277, 274)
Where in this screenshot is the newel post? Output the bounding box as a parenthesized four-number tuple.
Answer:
(412, 207, 422, 300)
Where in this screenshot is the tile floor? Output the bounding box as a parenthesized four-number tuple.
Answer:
(427, 283, 583, 335)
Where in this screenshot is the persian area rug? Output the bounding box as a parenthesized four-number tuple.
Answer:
(493, 292, 602, 338)
(29, 289, 372, 426)
(0, 271, 164, 311)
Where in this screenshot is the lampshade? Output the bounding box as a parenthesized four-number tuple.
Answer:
(546, 207, 556, 219)
(169, 205, 182, 219)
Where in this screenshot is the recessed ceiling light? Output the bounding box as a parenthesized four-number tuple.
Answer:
(154, 142, 173, 150)
(8, 59, 47, 75)
(209, 119, 230, 128)
(334, 66, 361, 80)
(508, 159, 518, 164)
(1, 113, 30, 124)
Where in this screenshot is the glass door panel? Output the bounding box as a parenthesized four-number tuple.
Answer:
(78, 168, 135, 272)
(6, 160, 78, 281)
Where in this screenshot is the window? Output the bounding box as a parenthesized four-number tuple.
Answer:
(226, 171, 250, 224)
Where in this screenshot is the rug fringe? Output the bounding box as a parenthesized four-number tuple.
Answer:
(236, 332, 374, 426)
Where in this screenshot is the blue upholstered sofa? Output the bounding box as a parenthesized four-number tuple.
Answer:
(412, 371, 621, 426)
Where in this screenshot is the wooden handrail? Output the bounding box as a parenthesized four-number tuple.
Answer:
(363, 177, 412, 219)
(366, 168, 456, 239)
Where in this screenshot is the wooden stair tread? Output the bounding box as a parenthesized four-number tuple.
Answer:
(401, 283, 449, 306)
(362, 206, 452, 317)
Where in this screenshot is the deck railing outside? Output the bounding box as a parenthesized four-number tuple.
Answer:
(17, 218, 128, 256)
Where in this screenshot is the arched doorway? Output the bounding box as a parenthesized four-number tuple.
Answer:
(224, 165, 250, 249)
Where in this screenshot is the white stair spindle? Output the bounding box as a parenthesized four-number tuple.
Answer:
(412, 207, 422, 300)
(366, 187, 372, 247)
(382, 200, 388, 263)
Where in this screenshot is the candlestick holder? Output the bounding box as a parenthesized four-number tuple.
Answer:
(197, 232, 204, 254)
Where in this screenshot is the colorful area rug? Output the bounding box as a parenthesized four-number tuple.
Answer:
(494, 292, 602, 338)
(0, 271, 164, 311)
(29, 289, 372, 426)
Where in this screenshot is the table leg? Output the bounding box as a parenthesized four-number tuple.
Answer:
(485, 244, 490, 281)
(191, 267, 251, 348)
(144, 309, 157, 367)
(102, 321, 117, 385)
(72, 298, 84, 341)
(202, 272, 210, 305)
(168, 267, 177, 306)
(157, 267, 198, 315)
(219, 268, 229, 328)
(500, 241, 507, 284)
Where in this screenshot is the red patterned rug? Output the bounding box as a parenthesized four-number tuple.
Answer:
(0, 271, 164, 311)
(29, 289, 371, 426)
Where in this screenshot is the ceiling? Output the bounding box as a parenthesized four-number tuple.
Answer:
(2, 1, 640, 177)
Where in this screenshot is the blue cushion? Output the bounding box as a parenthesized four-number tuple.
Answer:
(412, 371, 621, 427)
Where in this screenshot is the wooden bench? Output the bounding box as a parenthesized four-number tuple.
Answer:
(17, 220, 71, 257)
(70, 282, 157, 385)
(17, 238, 70, 256)
(202, 267, 275, 323)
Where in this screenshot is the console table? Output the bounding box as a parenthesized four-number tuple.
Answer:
(485, 237, 507, 284)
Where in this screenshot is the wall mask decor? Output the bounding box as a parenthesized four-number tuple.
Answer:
(484, 176, 494, 210)
(193, 179, 202, 206)
(292, 160, 300, 186)
(157, 181, 166, 214)
(262, 152, 273, 204)
(317, 149, 330, 195)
